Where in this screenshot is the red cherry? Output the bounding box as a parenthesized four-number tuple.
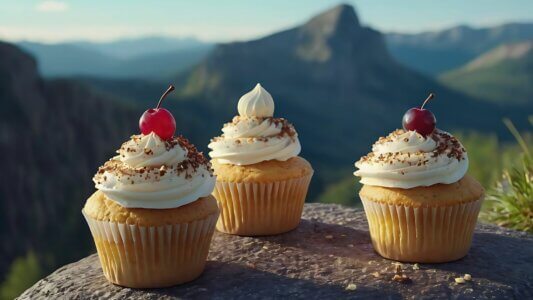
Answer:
(402, 93, 436, 136)
(139, 85, 176, 140)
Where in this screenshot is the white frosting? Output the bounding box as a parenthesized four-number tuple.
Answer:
(208, 117, 301, 165)
(209, 84, 301, 165)
(94, 133, 215, 209)
(119, 132, 188, 168)
(237, 83, 275, 118)
(354, 129, 468, 189)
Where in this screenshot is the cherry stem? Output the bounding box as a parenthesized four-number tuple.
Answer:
(156, 85, 175, 109)
(420, 93, 435, 110)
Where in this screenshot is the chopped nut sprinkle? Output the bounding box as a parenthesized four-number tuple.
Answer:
(94, 135, 213, 185)
(345, 283, 357, 291)
(392, 264, 412, 283)
(357, 129, 466, 167)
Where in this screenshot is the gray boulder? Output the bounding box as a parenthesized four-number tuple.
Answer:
(20, 204, 533, 299)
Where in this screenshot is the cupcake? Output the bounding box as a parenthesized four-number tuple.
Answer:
(208, 83, 313, 236)
(82, 86, 219, 288)
(354, 94, 484, 263)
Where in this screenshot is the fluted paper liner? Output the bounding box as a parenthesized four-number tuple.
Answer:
(213, 173, 313, 236)
(361, 196, 483, 263)
(82, 210, 218, 288)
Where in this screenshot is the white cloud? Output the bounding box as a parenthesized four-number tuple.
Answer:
(35, 1, 68, 13)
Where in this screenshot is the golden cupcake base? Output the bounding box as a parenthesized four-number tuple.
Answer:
(83, 211, 218, 288)
(361, 196, 483, 263)
(213, 174, 313, 236)
(82, 193, 220, 288)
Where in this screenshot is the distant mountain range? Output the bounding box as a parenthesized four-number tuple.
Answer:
(17, 22, 533, 81)
(440, 41, 533, 105)
(70, 36, 207, 59)
(17, 38, 213, 79)
(386, 23, 533, 75)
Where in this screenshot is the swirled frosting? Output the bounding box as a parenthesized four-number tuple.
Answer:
(208, 84, 301, 165)
(237, 83, 275, 118)
(93, 132, 215, 209)
(354, 129, 468, 189)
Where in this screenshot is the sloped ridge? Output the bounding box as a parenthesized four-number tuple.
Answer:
(0, 41, 38, 74)
(465, 41, 533, 71)
(0, 42, 137, 278)
(385, 22, 533, 74)
(439, 41, 533, 105)
(0, 41, 46, 124)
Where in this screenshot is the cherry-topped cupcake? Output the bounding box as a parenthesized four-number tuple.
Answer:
(83, 86, 219, 288)
(354, 94, 484, 263)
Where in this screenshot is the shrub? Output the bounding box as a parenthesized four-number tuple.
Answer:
(482, 119, 533, 233)
(0, 252, 43, 300)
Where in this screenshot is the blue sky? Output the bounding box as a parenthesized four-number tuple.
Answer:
(1, 0, 532, 43)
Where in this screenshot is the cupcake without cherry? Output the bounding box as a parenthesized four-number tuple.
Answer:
(208, 84, 313, 236)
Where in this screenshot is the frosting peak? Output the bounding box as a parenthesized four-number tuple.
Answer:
(354, 129, 468, 189)
(93, 134, 215, 209)
(237, 83, 275, 118)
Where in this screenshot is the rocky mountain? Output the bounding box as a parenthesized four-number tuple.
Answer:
(71, 4, 530, 197)
(0, 41, 138, 280)
(175, 4, 524, 195)
(440, 41, 533, 105)
(18, 41, 212, 79)
(386, 23, 533, 75)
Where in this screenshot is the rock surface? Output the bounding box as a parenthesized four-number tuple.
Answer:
(20, 204, 533, 299)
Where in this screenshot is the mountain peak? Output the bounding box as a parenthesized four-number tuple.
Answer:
(303, 4, 360, 37)
(184, 3, 391, 90)
(292, 4, 383, 62)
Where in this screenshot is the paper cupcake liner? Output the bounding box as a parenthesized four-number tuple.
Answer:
(213, 173, 313, 236)
(82, 210, 218, 288)
(361, 196, 483, 263)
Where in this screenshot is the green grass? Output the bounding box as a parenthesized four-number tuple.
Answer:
(481, 119, 533, 233)
(454, 131, 502, 188)
(317, 177, 362, 207)
(482, 155, 533, 232)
